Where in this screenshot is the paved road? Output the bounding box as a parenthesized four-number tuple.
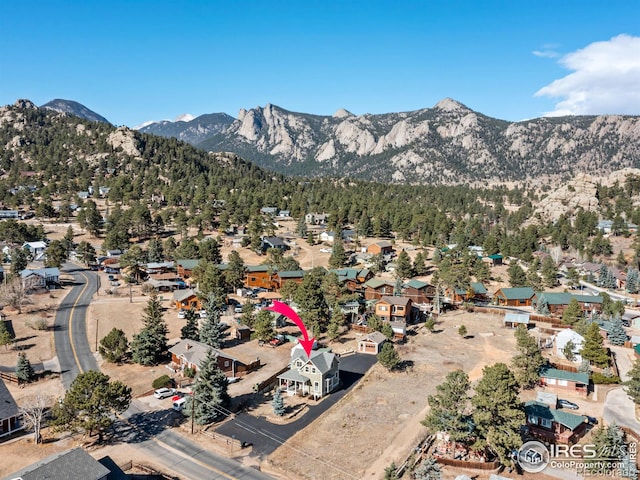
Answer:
(216, 353, 377, 458)
(54, 263, 100, 389)
(54, 263, 275, 479)
(120, 400, 272, 480)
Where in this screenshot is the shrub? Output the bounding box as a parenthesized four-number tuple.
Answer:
(590, 372, 620, 384)
(183, 367, 196, 378)
(25, 318, 48, 331)
(152, 374, 174, 389)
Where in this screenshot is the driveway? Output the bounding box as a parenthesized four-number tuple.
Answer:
(215, 353, 377, 458)
(603, 387, 640, 434)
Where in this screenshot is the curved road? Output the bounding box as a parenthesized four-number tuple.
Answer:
(54, 263, 100, 389)
(54, 263, 272, 480)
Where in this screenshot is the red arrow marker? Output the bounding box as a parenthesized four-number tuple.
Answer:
(265, 300, 315, 358)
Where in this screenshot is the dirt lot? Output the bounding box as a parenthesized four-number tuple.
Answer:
(264, 309, 520, 480)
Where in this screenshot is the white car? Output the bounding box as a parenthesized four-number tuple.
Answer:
(198, 310, 208, 318)
(177, 310, 186, 319)
(153, 388, 175, 399)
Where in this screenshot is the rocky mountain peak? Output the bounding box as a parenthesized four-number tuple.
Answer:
(433, 97, 470, 113)
(14, 99, 36, 109)
(333, 108, 353, 118)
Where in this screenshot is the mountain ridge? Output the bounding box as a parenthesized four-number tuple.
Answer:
(40, 99, 111, 124)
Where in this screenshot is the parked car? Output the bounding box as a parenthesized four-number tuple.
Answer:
(269, 335, 286, 347)
(234, 306, 243, 314)
(153, 388, 176, 399)
(583, 415, 598, 425)
(558, 399, 579, 410)
(172, 397, 187, 411)
(198, 310, 208, 318)
(177, 310, 186, 319)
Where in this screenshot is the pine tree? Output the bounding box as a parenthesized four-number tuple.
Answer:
(536, 294, 550, 315)
(224, 250, 246, 292)
(422, 370, 471, 452)
(180, 309, 199, 340)
(471, 363, 524, 468)
(272, 388, 285, 416)
(377, 342, 400, 370)
(0, 320, 14, 350)
(413, 457, 442, 480)
(607, 317, 628, 346)
(184, 349, 230, 425)
(395, 250, 414, 280)
(507, 263, 527, 287)
(253, 310, 275, 342)
(328, 240, 346, 269)
(131, 292, 168, 365)
(413, 251, 428, 276)
(563, 339, 577, 362)
(199, 295, 226, 349)
(294, 267, 330, 334)
(627, 268, 639, 294)
(580, 323, 610, 368)
(541, 256, 558, 288)
(147, 237, 165, 263)
(562, 298, 584, 326)
(624, 358, 640, 404)
(98, 328, 129, 363)
(326, 306, 343, 341)
(383, 462, 398, 480)
(16, 353, 35, 383)
(511, 324, 546, 388)
(589, 424, 628, 473)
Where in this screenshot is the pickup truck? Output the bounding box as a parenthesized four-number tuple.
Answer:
(269, 335, 286, 347)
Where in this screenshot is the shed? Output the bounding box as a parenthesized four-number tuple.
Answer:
(504, 312, 530, 327)
(358, 331, 387, 354)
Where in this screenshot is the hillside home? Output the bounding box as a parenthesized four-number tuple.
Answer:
(244, 265, 272, 290)
(539, 367, 589, 397)
(402, 279, 435, 304)
(367, 241, 393, 256)
(330, 268, 374, 292)
(146, 261, 175, 275)
(533, 292, 603, 316)
(277, 350, 339, 399)
(277, 210, 291, 219)
(483, 254, 503, 266)
(555, 330, 585, 363)
(173, 288, 201, 311)
(0, 378, 22, 439)
(260, 207, 278, 216)
(168, 338, 259, 377)
(0, 210, 19, 219)
(273, 270, 305, 290)
(319, 231, 336, 243)
(524, 401, 589, 445)
(358, 331, 387, 354)
(305, 213, 328, 225)
(448, 282, 488, 303)
(177, 259, 199, 278)
(363, 278, 396, 300)
(493, 287, 535, 307)
(375, 295, 412, 323)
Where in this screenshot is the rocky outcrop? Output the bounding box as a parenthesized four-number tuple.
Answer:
(199, 100, 640, 184)
(107, 127, 141, 157)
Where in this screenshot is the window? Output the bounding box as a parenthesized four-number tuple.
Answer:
(528, 415, 538, 424)
(305, 367, 309, 372)
(379, 305, 388, 311)
(546, 378, 556, 385)
(312, 368, 316, 374)
(224, 361, 230, 367)
(558, 379, 568, 386)
(314, 381, 320, 392)
(540, 418, 552, 428)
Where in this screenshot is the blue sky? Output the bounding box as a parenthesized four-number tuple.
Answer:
(2, 1, 639, 126)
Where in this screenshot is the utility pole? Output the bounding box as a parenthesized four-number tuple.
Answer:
(95, 318, 99, 351)
(190, 393, 195, 434)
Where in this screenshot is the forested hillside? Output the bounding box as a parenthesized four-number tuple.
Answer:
(2, 99, 640, 264)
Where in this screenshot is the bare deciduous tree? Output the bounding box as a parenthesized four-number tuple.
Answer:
(0, 277, 30, 313)
(20, 393, 52, 444)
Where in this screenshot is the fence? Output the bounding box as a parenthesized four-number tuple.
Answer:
(117, 460, 179, 479)
(254, 365, 290, 394)
(434, 456, 501, 470)
(201, 427, 244, 449)
(0, 372, 18, 384)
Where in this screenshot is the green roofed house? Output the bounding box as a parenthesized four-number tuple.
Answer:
(524, 401, 589, 444)
(533, 292, 603, 316)
(539, 367, 589, 397)
(273, 270, 305, 290)
(402, 279, 435, 304)
(177, 259, 200, 278)
(493, 287, 535, 307)
(364, 278, 396, 300)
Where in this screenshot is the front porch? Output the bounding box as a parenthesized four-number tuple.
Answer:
(278, 370, 310, 397)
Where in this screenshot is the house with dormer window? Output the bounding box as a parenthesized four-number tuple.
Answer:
(277, 350, 340, 399)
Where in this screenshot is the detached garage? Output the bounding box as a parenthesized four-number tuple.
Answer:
(358, 331, 387, 354)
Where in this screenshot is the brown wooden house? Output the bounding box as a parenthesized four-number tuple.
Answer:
(539, 367, 589, 398)
(173, 288, 202, 311)
(402, 279, 435, 304)
(363, 278, 395, 300)
(272, 270, 305, 291)
(244, 265, 272, 290)
(367, 241, 394, 256)
(493, 287, 535, 307)
(168, 339, 259, 377)
(177, 259, 199, 279)
(357, 331, 387, 354)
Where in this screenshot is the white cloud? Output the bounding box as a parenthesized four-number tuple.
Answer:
(535, 34, 640, 116)
(532, 50, 559, 58)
